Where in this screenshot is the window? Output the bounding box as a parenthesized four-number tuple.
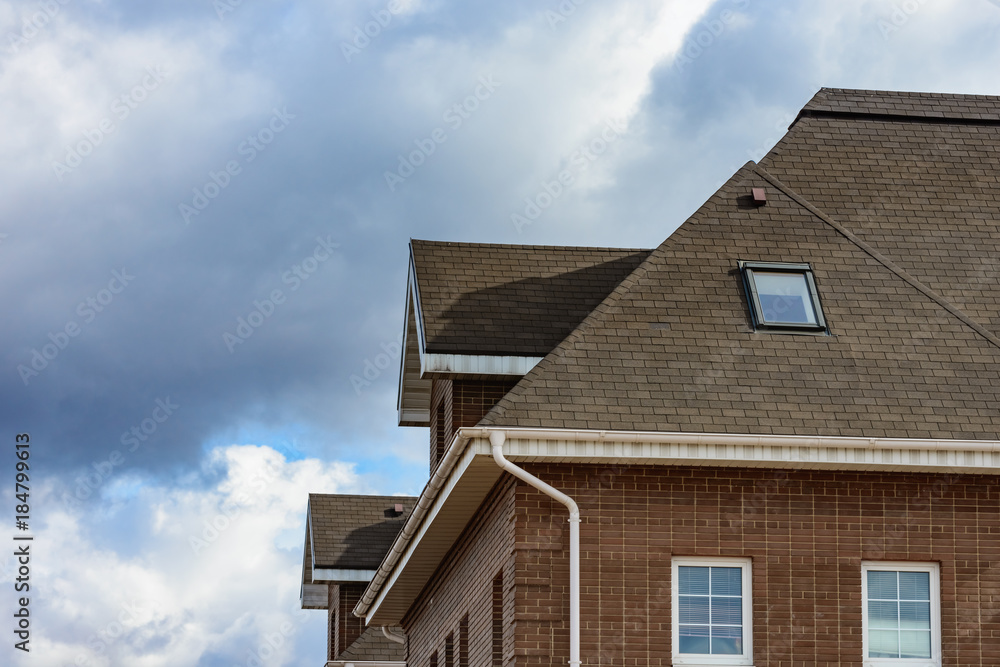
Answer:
(459, 615, 469, 667)
(444, 633, 454, 667)
(672, 557, 753, 666)
(492, 571, 503, 667)
(862, 562, 940, 667)
(739, 261, 826, 332)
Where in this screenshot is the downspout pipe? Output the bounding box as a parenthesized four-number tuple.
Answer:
(382, 626, 406, 645)
(490, 431, 580, 667)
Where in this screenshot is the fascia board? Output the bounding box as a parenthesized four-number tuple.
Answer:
(312, 568, 378, 583)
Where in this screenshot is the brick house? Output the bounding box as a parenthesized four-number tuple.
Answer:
(301, 494, 416, 666)
(305, 89, 1000, 666)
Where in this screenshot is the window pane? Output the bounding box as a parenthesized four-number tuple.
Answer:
(869, 630, 899, 658)
(679, 625, 710, 654)
(679, 566, 709, 595)
(899, 601, 931, 630)
(899, 630, 932, 659)
(868, 570, 898, 599)
(868, 601, 899, 629)
(710, 567, 742, 596)
(899, 571, 930, 601)
(711, 597, 742, 626)
(753, 272, 816, 324)
(679, 596, 710, 624)
(711, 626, 743, 655)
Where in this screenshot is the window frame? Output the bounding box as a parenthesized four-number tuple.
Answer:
(671, 557, 754, 667)
(738, 261, 827, 332)
(861, 561, 941, 667)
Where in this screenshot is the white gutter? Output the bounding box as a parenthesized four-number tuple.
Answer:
(355, 426, 1000, 620)
(489, 431, 580, 667)
(478, 428, 1000, 452)
(382, 626, 406, 645)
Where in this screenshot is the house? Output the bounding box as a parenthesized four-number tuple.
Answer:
(301, 493, 417, 666)
(306, 88, 1000, 667)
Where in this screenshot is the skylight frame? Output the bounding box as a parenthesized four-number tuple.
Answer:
(739, 261, 828, 332)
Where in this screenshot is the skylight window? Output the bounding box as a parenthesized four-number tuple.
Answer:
(739, 261, 827, 332)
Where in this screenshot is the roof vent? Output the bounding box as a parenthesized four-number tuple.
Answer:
(751, 187, 767, 206)
(385, 503, 405, 518)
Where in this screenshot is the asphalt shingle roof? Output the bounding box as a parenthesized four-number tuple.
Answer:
(308, 494, 417, 571)
(766, 88, 1000, 335)
(479, 89, 1000, 438)
(339, 626, 406, 662)
(411, 240, 650, 356)
(798, 87, 1000, 122)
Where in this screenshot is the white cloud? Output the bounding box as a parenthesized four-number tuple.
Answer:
(0, 5, 277, 192)
(3, 445, 364, 667)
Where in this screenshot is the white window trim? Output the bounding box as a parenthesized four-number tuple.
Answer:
(861, 561, 941, 667)
(671, 557, 754, 667)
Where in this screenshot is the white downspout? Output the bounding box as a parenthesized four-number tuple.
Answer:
(489, 431, 580, 667)
(382, 626, 406, 645)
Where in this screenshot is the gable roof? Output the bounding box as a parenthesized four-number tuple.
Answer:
(308, 494, 417, 571)
(397, 240, 650, 425)
(479, 90, 1000, 438)
(301, 494, 416, 608)
(410, 240, 650, 356)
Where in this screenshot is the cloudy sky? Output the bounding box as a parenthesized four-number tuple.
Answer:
(3, 0, 1000, 664)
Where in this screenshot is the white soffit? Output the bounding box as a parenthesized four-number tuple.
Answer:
(366, 439, 502, 625)
(313, 568, 378, 583)
(421, 353, 543, 375)
(397, 296, 430, 426)
(302, 583, 328, 610)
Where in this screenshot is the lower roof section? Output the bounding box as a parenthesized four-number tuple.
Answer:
(359, 426, 1000, 625)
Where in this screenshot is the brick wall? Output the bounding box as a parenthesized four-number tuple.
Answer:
(452, 379, 519, 430)
(405, 463, 1000, 667)
(328, 584, 337, 660)
(404, 476, 517, 667)
(430, 379, 453, 475)
(429, 379, 518, 475)
(329, 583, 366, 659)
(519, 464, 1000, 667)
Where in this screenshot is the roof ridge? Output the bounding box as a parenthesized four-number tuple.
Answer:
(410, 238, 651, 253)
(753, 164, 1000, 352)
(793, 87, 1000, 128)
(309, 493, 417, 500)
(479, 163, 761, 427)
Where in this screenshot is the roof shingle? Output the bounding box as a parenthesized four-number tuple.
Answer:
(481, 140, 1000, 438)
(308, 494, 417, 571)
(411, 240, 650, 356)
